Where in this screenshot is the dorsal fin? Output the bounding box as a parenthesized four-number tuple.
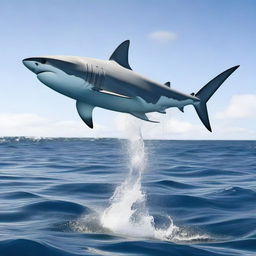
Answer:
(109, 40, 132, 70)
(164, 81, 171, 87)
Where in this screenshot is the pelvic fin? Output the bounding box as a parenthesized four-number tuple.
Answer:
(131, 112, 159, 123)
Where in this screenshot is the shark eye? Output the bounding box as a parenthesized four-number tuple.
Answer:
(35, 63, 39, 66)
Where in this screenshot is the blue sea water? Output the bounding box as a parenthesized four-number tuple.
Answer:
(0, 136, 255, 256)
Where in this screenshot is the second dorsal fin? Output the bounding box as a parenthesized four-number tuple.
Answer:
(109, 40, 132, 70)
(164, 81, 171, 87)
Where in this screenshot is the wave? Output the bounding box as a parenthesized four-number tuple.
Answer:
(23, 199, 87, 215)
(1, 237, 255, 256)
(0, 136, 116, 143)
(0, 239, 81, 256)
(150, 179, 198, 189)
(1, 134, 255, 255)
(69, 126, 211, 244)
(45, 183, 114, 196)
(213, 186, 256, 197)
(1, 191, 40, 199)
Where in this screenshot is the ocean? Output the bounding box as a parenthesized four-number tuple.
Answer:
(0, 136, 255, 256)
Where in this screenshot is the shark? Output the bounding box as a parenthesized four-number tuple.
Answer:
(23, 40, 239, 131)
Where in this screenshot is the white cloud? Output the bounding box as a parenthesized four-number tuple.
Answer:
(161, 118, 199, 134)
(0, 112, 201, 139)
(0, 113, 45, 128)
(0, 110, 255, 140)
(113, 112, 255, 140)
(114, 113, 204, 140)
(216, 94, 256, 120)
(0, 113, 106, 138)
(148, 31, 177, 43)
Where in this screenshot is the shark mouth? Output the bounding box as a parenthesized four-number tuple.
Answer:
(36, 70, 55, 75)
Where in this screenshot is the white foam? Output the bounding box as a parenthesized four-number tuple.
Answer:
(100, 116, 209, 242)
(71, 116, 209, 243)
(100, 118, 152, 238)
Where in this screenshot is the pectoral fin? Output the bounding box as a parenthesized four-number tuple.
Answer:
(76, 101, 94, 129)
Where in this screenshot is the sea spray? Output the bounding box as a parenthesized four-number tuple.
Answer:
(71, 116, 210, 242)
(101, 117, 180, 240)
(100, 119, 154, 237)
(99, 116, 211, 242)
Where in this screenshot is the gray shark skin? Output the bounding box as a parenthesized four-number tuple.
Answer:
(23, 40, 239, 131)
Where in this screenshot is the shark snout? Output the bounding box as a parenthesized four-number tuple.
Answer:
(23, 57, 50, 75)
(23, 58, 36, 73)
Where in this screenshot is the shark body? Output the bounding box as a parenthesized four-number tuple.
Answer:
(23, 40, 239, 131)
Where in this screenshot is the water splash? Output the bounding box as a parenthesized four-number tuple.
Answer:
(100, 125, 154, 238)
(99, 117, 208, 242)
(70, 116, 210, 242)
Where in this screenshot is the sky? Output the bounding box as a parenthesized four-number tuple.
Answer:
(0, 0, 255, 139)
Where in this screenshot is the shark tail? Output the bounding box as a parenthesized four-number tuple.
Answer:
(193, 65, 239, 132)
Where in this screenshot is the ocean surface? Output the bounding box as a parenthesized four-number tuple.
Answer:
(0, 136, 255, 256)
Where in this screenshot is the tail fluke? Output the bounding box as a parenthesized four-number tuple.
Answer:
(194, 102, 212, 132)
(194, 65, 239, 132)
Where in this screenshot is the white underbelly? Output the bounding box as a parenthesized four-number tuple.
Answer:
(37, 72, 194, 113)
(79, 91, 193, 114)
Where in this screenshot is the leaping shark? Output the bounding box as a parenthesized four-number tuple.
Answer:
(23, 40, 239, 131)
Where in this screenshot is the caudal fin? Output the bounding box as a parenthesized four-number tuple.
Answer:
(194, 65, 239, 132)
